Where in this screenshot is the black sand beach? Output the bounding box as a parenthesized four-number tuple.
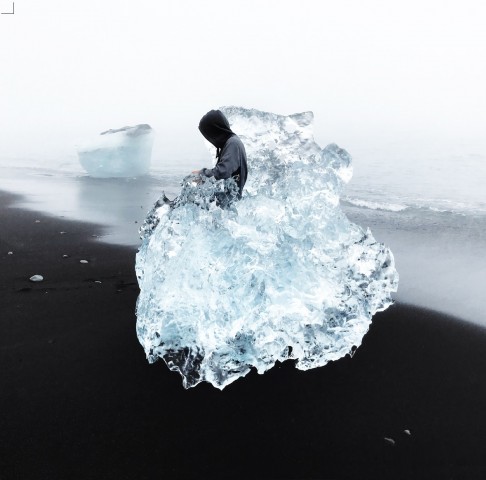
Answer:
(2, 190, 486, 479)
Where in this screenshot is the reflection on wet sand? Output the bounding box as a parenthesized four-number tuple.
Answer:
(2, 167, 181, 246)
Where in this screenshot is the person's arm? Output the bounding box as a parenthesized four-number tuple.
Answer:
(198, 140, 240, 180)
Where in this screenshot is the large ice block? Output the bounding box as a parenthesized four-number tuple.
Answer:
(77, 124, 154, 177)
(135, 107, 399, 390)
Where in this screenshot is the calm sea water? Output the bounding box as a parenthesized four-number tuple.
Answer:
(4, 137, 486, 216)
(345, 142, 486, 215)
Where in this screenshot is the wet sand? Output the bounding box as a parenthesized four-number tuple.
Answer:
(1, 190, 486, 479)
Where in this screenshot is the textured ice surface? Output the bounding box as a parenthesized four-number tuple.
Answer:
(135, 106, 398, 390)
(77, 124, 154, 177)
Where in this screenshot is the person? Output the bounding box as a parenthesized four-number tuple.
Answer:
(192, 109, 248, 199)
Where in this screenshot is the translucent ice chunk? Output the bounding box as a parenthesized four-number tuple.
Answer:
(77, 124, 154, 178)
(135, 106, 398, 390)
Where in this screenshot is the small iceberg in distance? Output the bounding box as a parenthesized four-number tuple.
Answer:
(77, 124, 154, 178)
(135, 106, 399, 390)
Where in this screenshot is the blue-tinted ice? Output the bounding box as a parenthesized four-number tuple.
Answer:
(77, 124, 154, 178)
(135, 107, 398, 389)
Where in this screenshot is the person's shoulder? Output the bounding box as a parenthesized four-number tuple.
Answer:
(226, 135, 245, 150)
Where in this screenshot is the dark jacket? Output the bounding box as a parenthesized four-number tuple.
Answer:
(198, 110, 248, 197)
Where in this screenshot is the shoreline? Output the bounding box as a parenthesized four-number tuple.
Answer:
(3, 168, 486, 325)
(2, 191, 486, 479)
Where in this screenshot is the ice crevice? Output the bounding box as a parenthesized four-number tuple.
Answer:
(135, 106, 398, 390)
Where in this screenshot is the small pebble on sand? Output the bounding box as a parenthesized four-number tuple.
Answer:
(80, 260, 89, 264)
(62, 254, 69, 258)
(384, 437, 396, 446)
(29, 275, 44, 282)
(404, 429, 411, 436)
(8, 251, 13, 255)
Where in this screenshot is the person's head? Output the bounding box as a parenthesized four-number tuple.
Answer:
(198, 110, 235, 149)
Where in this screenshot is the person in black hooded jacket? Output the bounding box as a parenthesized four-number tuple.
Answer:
(192, 109, 248, 199)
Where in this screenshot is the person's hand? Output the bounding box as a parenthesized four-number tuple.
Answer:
(191, 170, 203, 184)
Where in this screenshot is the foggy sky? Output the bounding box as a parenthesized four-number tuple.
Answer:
(1, 0, 485, 165)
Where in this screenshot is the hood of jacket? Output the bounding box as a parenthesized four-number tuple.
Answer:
(198, 110, 235, 153)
